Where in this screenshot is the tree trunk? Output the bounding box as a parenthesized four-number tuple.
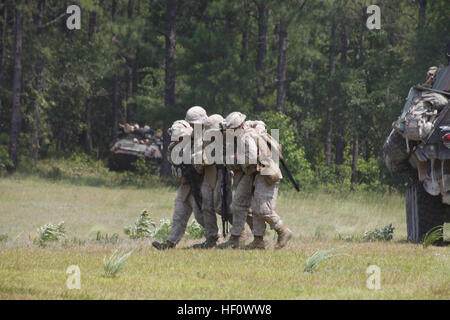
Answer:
(30, 61, 42, 163)
(415, 0, 427, 65)
(417, 0, 427, 32)
(88, 10, 97, 36)
(351, 11, 366, 190)
(340, 24, 347, 68)
(112, 0, 117, 20)
(9, 6, 22, 170)
(85, 100, 93, 153)
(133, 47, 140, 96)
(255, 2, 268, 112)
(240, 0, 249, 62)
(30, 0, 44, 163)
(335, 24, 347, 165)
(84, 10, 97, 154)
(161, 0, 177, 177)
(276, 21, 287, 113)
(328, 20, 336, 77)
(126, 58, 133, 123)
(0, 0, 7, 83)
(126, 0, 134, 123)
(350, 137, 358, 190)
(112, 0, 119, 140)
(112, 72, 119, 140)
(127, 0, 134, 19)
(325, 19, 337, 167)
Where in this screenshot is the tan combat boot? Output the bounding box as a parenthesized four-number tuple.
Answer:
(239, 224, 252, 242)
(217, 235, 240, 249)
(152, 240, 175, 250)
(243, 236, 267, 250)
(275, 226, 293, 249)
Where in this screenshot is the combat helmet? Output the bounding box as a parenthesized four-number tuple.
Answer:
(185, 106, 208, 124)
(225, 112, 246, 129)
(168, 120, 192, 137)
(204, 114, 224, 131)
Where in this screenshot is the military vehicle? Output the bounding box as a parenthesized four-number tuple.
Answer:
(382, 54, 450, 243)
(108, 123, 163, 171)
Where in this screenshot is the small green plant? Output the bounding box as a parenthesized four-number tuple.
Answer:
(334, 233, 359, 242)
(153, 219, 172, 241)
(72, 237, 86, 246)
(103, 249, 133, 278)
(304, 247, 349, 273)
(422, 226, 443, 248)
(124, 210, 155, 239)
(0, 234, 8, 242)
(362, 224, 395, 241)
(314, 225, 329, 239)
(95, 231, 119, 243)
(0, 145, 13, 173)
(37, 221, 66, 246)
(185, 219, 204, 239)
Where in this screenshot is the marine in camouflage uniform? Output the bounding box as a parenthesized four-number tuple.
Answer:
(152, 107, 208, 250)
(191, 114, 233, 249)
(219, 112, 293, 249)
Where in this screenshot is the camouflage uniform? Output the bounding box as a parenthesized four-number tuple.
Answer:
(218, 112, 256, 248)
(192, 164, 233, 248)
(192, 114, 232, 248)
(153, 107, 208, 250)
(219, 112, 292, 249)
(247, 127, 293, 249)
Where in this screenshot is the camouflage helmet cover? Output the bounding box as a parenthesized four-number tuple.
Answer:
(168, 120, 192, 137)
(185, 106, 208, 124)
(204, 114, 224, 131)
(225, 112, 246, 129)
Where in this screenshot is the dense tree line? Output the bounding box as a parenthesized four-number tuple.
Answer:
(0, 0, 449, 189)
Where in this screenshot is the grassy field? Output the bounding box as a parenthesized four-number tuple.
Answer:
(0, 173, 449, 299)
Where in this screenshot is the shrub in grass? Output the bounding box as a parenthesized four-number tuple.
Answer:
(124, 211, 204, 241)
(334, 233, 360, 242)
(362, 224, 395, 241)
(72, 237, 86, 246)
(95, 231, 119, 243)
(153, 219, 172, 241)
(422, 226, 444, 248)
(103, 249, 133, 278)
(304, 247, 349, 273)
(124, 210, 155, 239)
(37, 221, 66, 246)
(0, 234, 7, 242)
(185, 220, 204, 239)
(0, 145, 13, 174)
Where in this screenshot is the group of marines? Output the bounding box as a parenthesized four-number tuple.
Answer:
(152, 106, 293, 250)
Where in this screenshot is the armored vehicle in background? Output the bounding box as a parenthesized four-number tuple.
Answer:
(108, 123, 163, 171)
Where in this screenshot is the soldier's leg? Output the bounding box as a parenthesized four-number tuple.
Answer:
(192, 181, 218, 249)
(191, 194, 205, 229)
(165, 184, 193, 245)
(250, 175, 292, 249)
(218, 174, 253, 248)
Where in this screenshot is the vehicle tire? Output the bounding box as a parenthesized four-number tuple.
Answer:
(382, 129, 410, 173)
(406, 179, 445, 243)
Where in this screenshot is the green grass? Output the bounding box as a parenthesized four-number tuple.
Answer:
(103, 249, 134, 278)
(423, 226, 444, 248)
(304, 247, 350, 273)
(0, 174, 449, 299)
